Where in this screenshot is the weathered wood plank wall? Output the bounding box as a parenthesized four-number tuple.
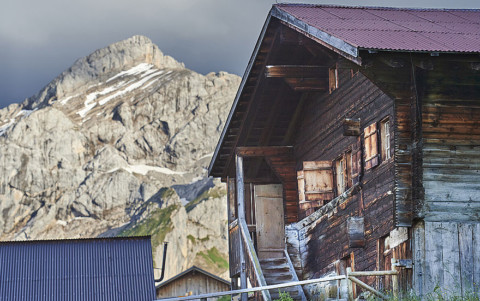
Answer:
(156, 272, 230, 299)
(412, 58, 480, 297)
(413, 221, 480, 297)
(292, 62, 398, 286)
(422, 104, 480, 221)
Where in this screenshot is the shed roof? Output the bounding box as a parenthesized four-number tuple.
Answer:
(155, 265, 230, 290)
(273, 4, 480, 56)
(0, 236, 156, 301)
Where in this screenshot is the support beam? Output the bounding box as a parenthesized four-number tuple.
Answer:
(235, 146, 294, 157)
(235, 155, 248, 301)
(284, 78, 328, 92)
(265, 65, 328, 78)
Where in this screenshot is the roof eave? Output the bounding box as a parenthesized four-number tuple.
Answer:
(208, 5, 364, 177)
(271, 6, 360, 63)
(155, 266, 230, 289)
(208, 10, 274, 177)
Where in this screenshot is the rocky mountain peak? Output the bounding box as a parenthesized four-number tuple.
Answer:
(0, 36, 240, 280)
(24, 35, 185, 109)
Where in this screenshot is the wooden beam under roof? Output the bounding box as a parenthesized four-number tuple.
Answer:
(235, 146, 293, 157)
(284, 78, 328, 92)
(265, 65, 328, 78)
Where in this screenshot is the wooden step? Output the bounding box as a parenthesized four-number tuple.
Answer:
(260, 256, 306, 301)
(265, 273, 295, 284)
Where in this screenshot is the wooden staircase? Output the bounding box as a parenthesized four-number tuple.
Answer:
(260, 257, 306, 301)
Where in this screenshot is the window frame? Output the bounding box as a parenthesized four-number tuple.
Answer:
(334, 149, 352, 196)
(380, 118, 392, 161)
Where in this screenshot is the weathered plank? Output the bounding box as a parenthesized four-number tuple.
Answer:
(235, 146, 293, 157)
(441, 222, 460, 294)
(474, 223, 480, 295)
(265, 65, 328, 78)
(424, 222, 444, 294)
(413, 222, 425, 297)
(343, 118, 361, 136)
(458, 223, 474, 294)
(284, 78, 328, 92)
(347, 217, 365, 248)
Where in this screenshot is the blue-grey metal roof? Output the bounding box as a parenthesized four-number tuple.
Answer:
(0, 236, 156, 301)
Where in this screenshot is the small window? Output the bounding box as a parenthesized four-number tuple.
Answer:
(335, 151, 352, 195)
(364, 122, 379, 170)
(380, 119, 391, 161)
(335, 157, 345, 194)
(329, 66, 338, 93)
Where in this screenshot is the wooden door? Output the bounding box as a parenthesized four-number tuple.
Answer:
(254, 184, 285, 259)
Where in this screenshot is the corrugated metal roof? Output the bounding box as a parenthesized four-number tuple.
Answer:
(274, 4, 480, 54)
(0, 236, 156, 301)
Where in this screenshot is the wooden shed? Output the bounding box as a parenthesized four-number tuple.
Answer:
(156, 266, 230, 300)
(208, 4, 480, 301)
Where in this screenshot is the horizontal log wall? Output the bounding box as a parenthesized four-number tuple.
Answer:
(293, 63, 396, 284)
(292, 188, 400, 288)
(422, 104, 480, 222)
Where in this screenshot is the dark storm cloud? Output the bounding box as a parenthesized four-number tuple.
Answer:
(0, 0, 478, 108)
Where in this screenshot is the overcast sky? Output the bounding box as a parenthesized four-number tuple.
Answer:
(0, 0, 478, 108)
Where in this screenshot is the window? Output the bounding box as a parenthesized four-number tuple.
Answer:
(364, 122, 379, 170)
(335, 151, 352, 195)
(335, 157, 345, 194)
(380, 119, 391, 161)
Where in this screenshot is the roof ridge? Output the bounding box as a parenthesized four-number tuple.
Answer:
(0, 235, 151, 244)
(274, 3, 480, 12)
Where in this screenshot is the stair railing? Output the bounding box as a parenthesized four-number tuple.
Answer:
(238, 218, 272, 301)
(284, 248, 308, 301)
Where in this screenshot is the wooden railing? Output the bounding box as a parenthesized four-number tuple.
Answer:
(284, 249, 307, 301)
(238, 218, 271, 301)
(230, 218, 271, 301)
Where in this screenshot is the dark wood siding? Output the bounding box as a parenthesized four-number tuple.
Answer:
(292, 62, 396, 282)
(156, 270, 229, 300)
(421, 62, 480, 222)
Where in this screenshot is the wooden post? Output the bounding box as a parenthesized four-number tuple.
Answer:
(227, 177, 236, 224)
(391, 258, 399, 298)
(346, 267, 354, 301)
(236, 154, 248, 301)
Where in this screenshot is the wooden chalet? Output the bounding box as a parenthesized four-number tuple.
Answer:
(208, 4, 480, 300)
(156, 266, 230, 300)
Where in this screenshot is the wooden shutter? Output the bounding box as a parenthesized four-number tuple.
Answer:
(297, 170, 305, 202)
(302, 160, 334, 203)
(335, 157, 345, 195)
(351, 137, 362, 185)
(329, 67, 338, 93)
(364, 122, 379, 170)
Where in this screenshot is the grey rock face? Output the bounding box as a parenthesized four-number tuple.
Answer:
(0, 35, 239, 279)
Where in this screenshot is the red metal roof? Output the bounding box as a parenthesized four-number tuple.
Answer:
(274, 4, 480, 54)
